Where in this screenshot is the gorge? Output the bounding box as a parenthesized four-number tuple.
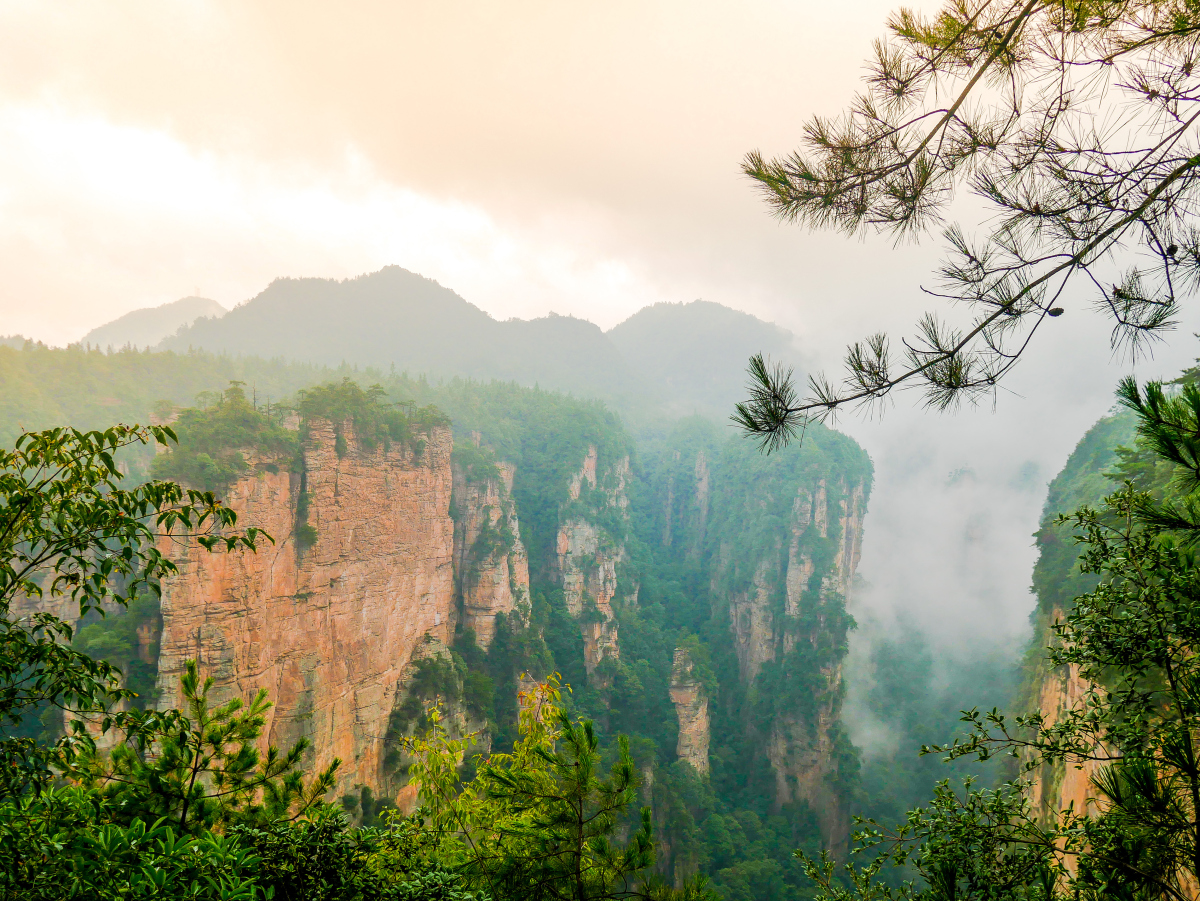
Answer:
(9, 291, 871, 898)
(133, 380, 872, 884)
(6, 265, 1180, 897)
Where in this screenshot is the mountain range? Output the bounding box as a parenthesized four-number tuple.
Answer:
(82, 296, 226, 350)
(149, 266, 800, 424)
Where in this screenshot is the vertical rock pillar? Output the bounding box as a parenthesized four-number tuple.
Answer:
(669, 648, 710, 776)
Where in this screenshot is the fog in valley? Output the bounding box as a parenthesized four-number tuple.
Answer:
(8, 0, 1200, 748)
(6, 1, 1200, 895)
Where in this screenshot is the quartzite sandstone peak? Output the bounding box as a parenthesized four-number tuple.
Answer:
(151, 425, 635, 803)
(556, 444, 629, 674)
(154, 419, 456, 799)
(669, 647, 710, 776)
(452, 455, 530, 649)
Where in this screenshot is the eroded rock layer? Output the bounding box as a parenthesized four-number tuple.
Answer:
(721, 474, 867, 856)
(452, 459, 530, 648)
(669, 648, 710, 775)
(556, 445, 629, 674)
(154, 420, 455, 798)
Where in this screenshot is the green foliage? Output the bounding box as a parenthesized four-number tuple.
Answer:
(0, 786, 263, 900)
(404, 683, 713, 901)
(1029, 407, 1138, 625)
(75, 659, 339, 834)
(229, 805, 488, 901)
(297, 378, 449, 456)
(295, 469, 318, 550)
(453, 442, 501, 485)
(0, 423, 265, 798)
(151, 382, 301, 492)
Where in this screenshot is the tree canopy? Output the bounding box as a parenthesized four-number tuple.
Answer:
(737, 0, 1200, 449)
(802, 374, 1200, 898)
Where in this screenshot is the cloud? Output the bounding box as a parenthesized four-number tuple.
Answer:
(0, 104, 675, 342)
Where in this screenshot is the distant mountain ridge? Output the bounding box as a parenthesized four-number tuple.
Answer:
(83, 296, 226, 350)
(153, 266, 800, 425)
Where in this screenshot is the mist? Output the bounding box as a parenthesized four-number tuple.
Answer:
(6, 0, 1200, 782)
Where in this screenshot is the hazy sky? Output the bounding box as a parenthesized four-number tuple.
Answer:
(6, 0, 1200, 728)
(0, 0, 934, 344)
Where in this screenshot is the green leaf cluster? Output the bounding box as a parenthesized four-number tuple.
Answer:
(150, 382, 301, 492)
(0, 423, 266, 798)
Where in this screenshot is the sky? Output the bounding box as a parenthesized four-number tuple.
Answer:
(4, 0, 1200, 740)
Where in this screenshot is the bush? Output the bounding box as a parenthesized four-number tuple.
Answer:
(151, 382, 300, 492)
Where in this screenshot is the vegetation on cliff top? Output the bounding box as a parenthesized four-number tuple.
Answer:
(150, 382, 301, 492)
(297, 378, 449, 456)
(0, 422, 711, 900)
(0, 343, 880, 900)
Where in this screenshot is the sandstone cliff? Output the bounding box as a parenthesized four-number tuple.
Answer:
(723, 474, 866, 855)
(669, 648, 710, 776)
(154, 419, 456, 800)
(452, 458, 530, 649)
(556, 445, 629, 674)
(1027, 651, 1104, 824)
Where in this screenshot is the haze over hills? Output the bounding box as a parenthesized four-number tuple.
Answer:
(82, 296, 226, 350)
(153, 266, 800, 424)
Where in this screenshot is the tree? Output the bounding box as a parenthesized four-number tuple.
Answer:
(74, 659, 339, 834)
(404, 679, 712, 901)
(801, 378, 1200, 899)
(736, 0, 1200, 450)
(0, 424, 265, 797)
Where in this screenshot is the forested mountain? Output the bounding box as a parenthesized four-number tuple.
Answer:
(152, 266, 799, 425)
(608, 301, 795, 421)
(81, 296, 226, 350)
(0, 276, 863, 901)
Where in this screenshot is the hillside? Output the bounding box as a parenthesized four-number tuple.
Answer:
(81, 296, 226, 350)
(608, 301, 797, 420)
(153, 266, 799, 425)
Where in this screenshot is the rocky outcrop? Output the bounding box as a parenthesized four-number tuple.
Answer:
(729, 478, 864, 682)
(767, 666, 847, 853)
(1028, 654, 1103, 823)
(556, 445, 629, 674)
(1027, 608, 1108, 837)
(154, 420, 456, 800)
(723, 475, 867, 856)
(669, 648, 710, 775)
(452, 459, 530, 648)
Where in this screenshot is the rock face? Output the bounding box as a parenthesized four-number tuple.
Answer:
(725, 475, 866, 856)
(452, 459, 530, 648)
(1028, 653, 1104, 823)
(154, 420, 456, 799)
(1027, 608, 1109, 841)
(669, 648, 710, 776)
(556, 445, 629, 674)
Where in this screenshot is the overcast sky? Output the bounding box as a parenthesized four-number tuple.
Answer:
(0, 0, 947, 344)
(5, 0, 1200, 723)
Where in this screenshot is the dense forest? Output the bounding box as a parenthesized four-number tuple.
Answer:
(0, 337, 881, 900)
(13, 324, 1200, 899)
